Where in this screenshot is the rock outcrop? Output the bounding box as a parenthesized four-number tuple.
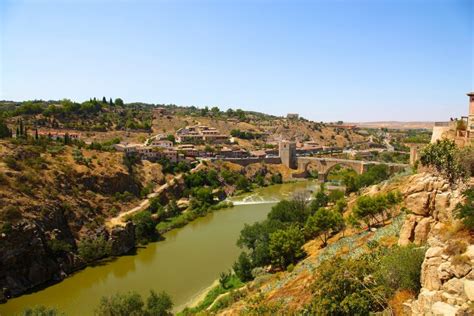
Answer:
(399, 173, 473, 315)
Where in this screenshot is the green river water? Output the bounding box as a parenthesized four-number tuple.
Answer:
(0, 181, 318, 315)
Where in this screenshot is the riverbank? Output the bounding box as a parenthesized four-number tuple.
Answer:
(0, 181, 319, 315)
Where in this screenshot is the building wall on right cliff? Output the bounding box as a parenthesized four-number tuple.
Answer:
(468, 92, 474, 133)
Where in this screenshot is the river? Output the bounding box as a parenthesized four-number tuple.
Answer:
(0, 180, 318, 315)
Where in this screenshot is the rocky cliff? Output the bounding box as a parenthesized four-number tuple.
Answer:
(398, 173, 473, 315)
(0, 142, 161, 302)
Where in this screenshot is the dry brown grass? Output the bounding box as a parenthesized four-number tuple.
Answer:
(445, 240, 468, 256)
(388, 290, 416, 316)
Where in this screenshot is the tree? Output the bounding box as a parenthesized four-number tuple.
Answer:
(233, 252, 253, 282)
(109, 98, 114, 106)
(420, 139, 466, 183)
(269, 225, 305, 269)
(235, 175, 250, 192)
(210, 106, 220, 116)
(352, 193, 396, 228)
(0, 119, 10, 138)
(95, 292, 144, 316)
(166, 134, 175, 144)
(102, 96, 107, 103)
(219, 270, 232, 289)
(304, 208, 344, 246)
(131, 211, 157, 244)
(21, 306, 64, 316)
(268, 199, 310, 224)
(114, 98, 124, 107)
(145, 290, 173, 316)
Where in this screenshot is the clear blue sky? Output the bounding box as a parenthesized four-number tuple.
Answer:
(1, 0, 472, 122)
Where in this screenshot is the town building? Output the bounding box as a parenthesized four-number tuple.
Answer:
(176, 125, 229, 144)
(287, 113, 299, 120)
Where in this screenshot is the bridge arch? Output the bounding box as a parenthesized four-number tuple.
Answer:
(296, 157, 366, 182)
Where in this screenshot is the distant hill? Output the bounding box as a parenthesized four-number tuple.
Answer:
(352, 121, 434, 130)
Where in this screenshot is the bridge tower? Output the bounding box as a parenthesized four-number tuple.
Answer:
(279, 141, 297, 169)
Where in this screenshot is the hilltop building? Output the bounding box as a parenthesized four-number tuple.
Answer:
(176, 125, 228, 144)
(287, 113, 299, 120)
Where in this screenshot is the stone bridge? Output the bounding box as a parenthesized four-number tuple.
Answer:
(295, 157, 408, 181)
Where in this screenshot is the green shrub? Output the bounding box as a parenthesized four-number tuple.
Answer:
(455, 188, 474, 230)
(47, 239, 73, 255)
(77, 236, 111, 263)
(420, 139, 466, 183)
(95, 290, 172, 316)
(3, 155, 22, 171)
(233, 252, 253, 282)
(0, 205, 22, 222)
(21, 306, 64, 316)
(131, 211, 157, 244)
(375, 245, 426, 294)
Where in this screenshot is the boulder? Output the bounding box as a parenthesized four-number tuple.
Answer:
(431, 301, 459, 316)
(398, 215, 417, 246)
(463, 279, 474, 301)
(413, 217, 433, 245)
(442, 278, 464, 296)
(109, 222, 135, 256)
(405, 191, 433, 216)
(423, 256, 444, 290)
(433, 192, 452, 222)
(450, 263, 472, 279)
(426, 247, 444, 259)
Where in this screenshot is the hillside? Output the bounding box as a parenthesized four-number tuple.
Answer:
(0, 139, 165, 300)
(183, 172, 473, 315)
(0, 99, 368, 148)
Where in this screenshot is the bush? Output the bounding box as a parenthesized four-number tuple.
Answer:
(21, 306, 64, 316)
(375, 245, 426, 294)
(310, 245, 426, 315)
(95, 290, 172, 316)
(131, 211, 157, 244)
(0, 205, 22, 222)
(455, 188, 474, 230)
(233, 252, 253, 282)
(47, 239, 73, 256)
(77, 236, 112, 263)
(420, 139, 466, 183)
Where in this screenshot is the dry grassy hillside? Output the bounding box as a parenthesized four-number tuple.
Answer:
(0, 140, 164, 237)
(153, 114, 367, 149)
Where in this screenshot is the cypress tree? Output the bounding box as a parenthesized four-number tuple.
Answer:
(35, 128, 39, 140)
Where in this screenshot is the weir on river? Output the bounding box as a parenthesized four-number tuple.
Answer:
(0, 181, 319, 315)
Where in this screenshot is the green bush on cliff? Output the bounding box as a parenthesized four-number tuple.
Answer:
(309, 245, 425, 315)
(420, 139, 467, 183)
(77, 236, 112, 263)
(131, 210, 158, 244)
(455, 188, 474, 230)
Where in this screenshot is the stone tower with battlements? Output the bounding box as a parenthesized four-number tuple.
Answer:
(279, 141, 297, 169)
